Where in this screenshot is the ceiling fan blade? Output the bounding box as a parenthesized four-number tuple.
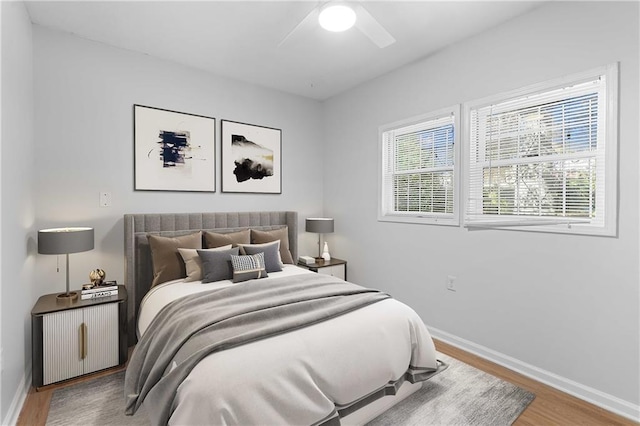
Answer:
(278, 5, 320, 48)
(353, 3, 395, 48)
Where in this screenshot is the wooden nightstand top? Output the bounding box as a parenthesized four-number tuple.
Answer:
(32, 285, 127, 316)
(298, 258, 346, 269)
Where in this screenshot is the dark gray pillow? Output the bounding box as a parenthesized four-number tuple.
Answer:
(238, 241, 282, 273)
(197, 247, 240, 283)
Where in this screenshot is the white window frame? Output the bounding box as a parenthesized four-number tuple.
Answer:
(378, 105, 460, 226)
(463, 63, 618, 236)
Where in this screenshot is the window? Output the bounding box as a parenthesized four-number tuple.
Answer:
(464, 64, 618, 236)
(379, 105, 460, 225)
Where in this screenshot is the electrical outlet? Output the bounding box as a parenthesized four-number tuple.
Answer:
(447, 275, 457, 292)
(100, 191, 112, 207)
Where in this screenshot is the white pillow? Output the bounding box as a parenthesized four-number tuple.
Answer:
(178, 245, 232, 282)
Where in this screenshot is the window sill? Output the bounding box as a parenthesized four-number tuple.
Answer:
(378, 213, 459, 227)
(463, 221, 616, 237)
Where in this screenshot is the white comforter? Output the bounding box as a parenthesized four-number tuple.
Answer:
(137, 266, 437, 425)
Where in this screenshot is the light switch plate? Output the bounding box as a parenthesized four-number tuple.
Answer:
(100, 191, 112, 207)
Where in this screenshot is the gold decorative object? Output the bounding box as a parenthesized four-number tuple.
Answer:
(89, 268, 106, 286)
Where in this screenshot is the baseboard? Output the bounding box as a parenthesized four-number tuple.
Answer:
(428, 326, 640, 423)
(2, 371, 30, 426)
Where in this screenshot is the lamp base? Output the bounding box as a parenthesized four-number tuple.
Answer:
(56, 291, 78, 302)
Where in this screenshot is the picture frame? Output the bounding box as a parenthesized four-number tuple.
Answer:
(221, 120, 282, 194)
(134, 104, 216, 192)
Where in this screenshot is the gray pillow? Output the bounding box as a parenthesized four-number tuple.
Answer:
(178, 245, 232, 282)
(239, 241, 282, 273)
(197, 247, 240, 283)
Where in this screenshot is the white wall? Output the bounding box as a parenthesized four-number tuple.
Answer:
(32, 26, 325, 296)
(3, 1, 638, 422)
(0, 22, 326, 423)
(1, 1, 35, 423)
(323, 1, 639, 417)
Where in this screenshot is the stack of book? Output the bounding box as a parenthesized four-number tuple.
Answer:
(81, 281, 118, 300)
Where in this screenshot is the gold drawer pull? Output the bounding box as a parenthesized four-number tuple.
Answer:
(80, 323, 87, 359)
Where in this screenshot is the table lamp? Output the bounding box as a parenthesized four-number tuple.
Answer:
(38, 227, 94, 301)
(305, 218, 334, 260)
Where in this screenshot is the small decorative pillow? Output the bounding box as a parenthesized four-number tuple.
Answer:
(178, 245, 232, 282)
(230, 253, 268, 283)
(204, 229, 250, 248)
(148, 232, 202, 287)
(250, 227, 294, 264)
(197, 247, 240, 283)
(238, 240, 283, 273)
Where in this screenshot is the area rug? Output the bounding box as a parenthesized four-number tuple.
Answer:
(46, 353, 534, 425)
(366, 354, 535, 425)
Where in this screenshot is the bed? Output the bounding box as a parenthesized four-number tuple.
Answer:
(123, 211, 445, 425)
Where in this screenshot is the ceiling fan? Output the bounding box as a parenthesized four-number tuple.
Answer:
(278, 1, 396, 49)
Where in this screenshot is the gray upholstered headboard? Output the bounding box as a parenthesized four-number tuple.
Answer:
(124, 211, 298, 346)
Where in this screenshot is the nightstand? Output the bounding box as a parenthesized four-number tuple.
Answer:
(31, 286, 128, 388)
(298, 258, 347, 281)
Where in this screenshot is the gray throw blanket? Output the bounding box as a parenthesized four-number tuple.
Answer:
(124, 273, 391, 425)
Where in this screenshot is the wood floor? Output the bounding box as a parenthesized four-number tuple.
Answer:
(17, 340, 638, 426)
(434, 341, 637, 426)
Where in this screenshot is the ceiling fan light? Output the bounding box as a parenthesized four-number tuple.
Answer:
(318, 4, 357, 32)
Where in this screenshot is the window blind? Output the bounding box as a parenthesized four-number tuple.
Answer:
(466, 75, 609, 230)
(381, 113, 456, 221)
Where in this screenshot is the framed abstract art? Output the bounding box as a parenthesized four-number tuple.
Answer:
(134, 105, 216, 192)
(221, 120, 282, 194)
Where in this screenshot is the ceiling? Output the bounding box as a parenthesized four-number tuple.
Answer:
(25, 1, 543, 101)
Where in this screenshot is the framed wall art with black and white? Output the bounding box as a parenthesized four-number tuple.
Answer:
(134, 104, 216, 192)
(221, 120, 282, 194)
